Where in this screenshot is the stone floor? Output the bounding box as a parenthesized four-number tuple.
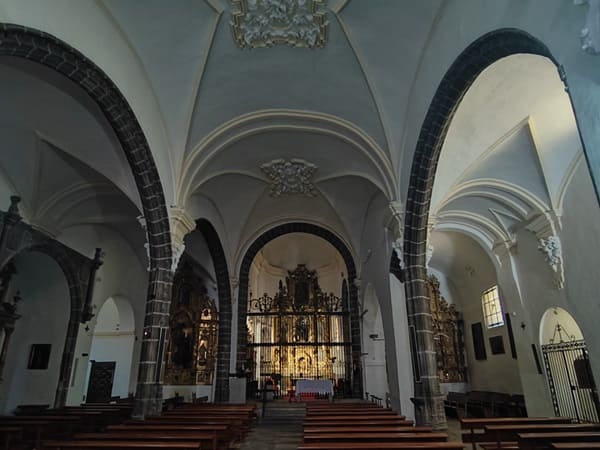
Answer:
(238, 401, 305, 450)
(237, 400, 466, 450)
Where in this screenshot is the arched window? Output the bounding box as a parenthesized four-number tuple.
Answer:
(481, 286, 504, 328)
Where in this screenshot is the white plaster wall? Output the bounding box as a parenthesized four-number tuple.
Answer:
(0, 252, 70, 413)
(356, 193, 407, 414)
(400, 0, 600, 201)
(388, 275, 414, 419)
(555, 160, 600, 394)
(84, 298, 135, 400)
(361, 284, 388, 403)
(59, 225, 147, 405)
(430, 232, 523, 395)
(87, 334, 135, 400)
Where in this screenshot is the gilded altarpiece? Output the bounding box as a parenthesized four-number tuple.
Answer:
(247, 265, 351, 392)
(427, 275, 466, 383)
(166, 260, 218, 385)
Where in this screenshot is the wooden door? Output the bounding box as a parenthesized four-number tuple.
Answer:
(86, 361, 116, 403)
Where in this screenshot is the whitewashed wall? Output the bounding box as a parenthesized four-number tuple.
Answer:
(0, 252, 70, 413)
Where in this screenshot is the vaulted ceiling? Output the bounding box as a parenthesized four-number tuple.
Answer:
(0, 0, 589, 274)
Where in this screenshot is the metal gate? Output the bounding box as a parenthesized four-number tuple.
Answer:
(542, 340, 600, 422)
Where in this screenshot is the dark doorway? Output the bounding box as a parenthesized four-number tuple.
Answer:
(86, 361, 116, 403)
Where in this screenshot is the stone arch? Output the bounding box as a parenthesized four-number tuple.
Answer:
(0, 24, 172, 416)
(402, 29, 562, 428)
(195, 219, 232, 402)
(10, 243, 94, 407)
(236, 222, 362, 397)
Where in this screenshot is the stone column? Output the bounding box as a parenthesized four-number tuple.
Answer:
(392, 202, 445, 429)
(133, 207, 195, 418)
(350, 278, 363, 398)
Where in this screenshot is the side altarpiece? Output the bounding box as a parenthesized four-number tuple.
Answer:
(426, 275, 466, 383)
(165, 258, 218, 385)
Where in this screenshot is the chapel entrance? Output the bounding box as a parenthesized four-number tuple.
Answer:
(541, 307, 600, 422)
(247, 264, 351, 397)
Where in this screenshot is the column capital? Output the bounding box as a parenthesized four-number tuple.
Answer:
(169, 206, 196, 273)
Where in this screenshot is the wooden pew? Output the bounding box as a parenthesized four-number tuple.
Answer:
(304, 426, 432, 434)
(484, 423, 600, 449)
(460, 417, 573, 450)
(297, 443, 465, 449)
(0, 418, 66, 449)
(42, 440, 202, 449)
(518, 431, 600, 449)
(306, 410, 398, 416)
(126, 417, 246, 440)
(106, 424, 231, 447)
(0, 426, 22, 450)
(303, 432, 449, 443)
(304, 419, 415, 427)
(551, 444, 600, 449)
(71, 431, 218, 450)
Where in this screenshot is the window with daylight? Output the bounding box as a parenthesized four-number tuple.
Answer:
(482, 286, 504, 328)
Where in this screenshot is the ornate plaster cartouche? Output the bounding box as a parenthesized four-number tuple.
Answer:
(261, 158, 317, 197)
(538, 235, 565, 289)
(230, 0, 328, 48)
(576, 0, 600, 54)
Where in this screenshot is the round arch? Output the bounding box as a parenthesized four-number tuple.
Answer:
(402, 28, 561, 428)
(0, 24, 172, 416)
(236, 222, 363, 397)
(195, 219, 232, 402)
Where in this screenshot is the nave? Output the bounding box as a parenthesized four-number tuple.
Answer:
(1, 1, 600, 448)
(2, 397, 600, 449)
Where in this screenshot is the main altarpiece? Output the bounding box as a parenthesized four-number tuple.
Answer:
(246, 265, 351, 394)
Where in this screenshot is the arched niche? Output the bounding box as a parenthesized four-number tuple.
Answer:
(540, 307, 584, 346)
(539, 307, 600, 422)
(0, 251, 70, 413)
(85, 296, 136, 402)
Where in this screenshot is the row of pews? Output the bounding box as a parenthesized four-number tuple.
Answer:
(298, 401, 465, 449)
(0, 402, 256, 449)
(460, 416, 600, 449)
(0, 403, 133, 449)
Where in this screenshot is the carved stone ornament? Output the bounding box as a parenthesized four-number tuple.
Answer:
(575, 0, 600, 54)
(169, 207, 196, 273)
(230, 0, 328, 49)
(261, 158, 318, 197)
(538, 235, 565, 289)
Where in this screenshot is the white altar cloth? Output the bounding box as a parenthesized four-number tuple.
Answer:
(295, 379, 333, 397)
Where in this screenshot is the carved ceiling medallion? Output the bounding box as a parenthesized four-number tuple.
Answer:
(261, 158, 317, 197)
(230, 0, 328, 49)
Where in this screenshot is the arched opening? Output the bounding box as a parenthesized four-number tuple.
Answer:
(540, 307, 600, 422)
(0, 25, 172, 417)
(361, 283, 389, 403)
(85, 297, 136, 403)
(404, 28, 600, 426)
(162, 229, 220, 403)
(0, 252, 70, 413)
(245, 233, 351, 399)
(237, 223, 362, 400)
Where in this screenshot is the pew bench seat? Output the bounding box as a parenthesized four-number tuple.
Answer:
(43, 440, 202, 449)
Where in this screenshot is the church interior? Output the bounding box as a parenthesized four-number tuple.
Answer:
(1, 1, 600, 449)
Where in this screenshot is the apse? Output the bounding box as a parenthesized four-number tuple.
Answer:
(245, 233, 353, 397)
